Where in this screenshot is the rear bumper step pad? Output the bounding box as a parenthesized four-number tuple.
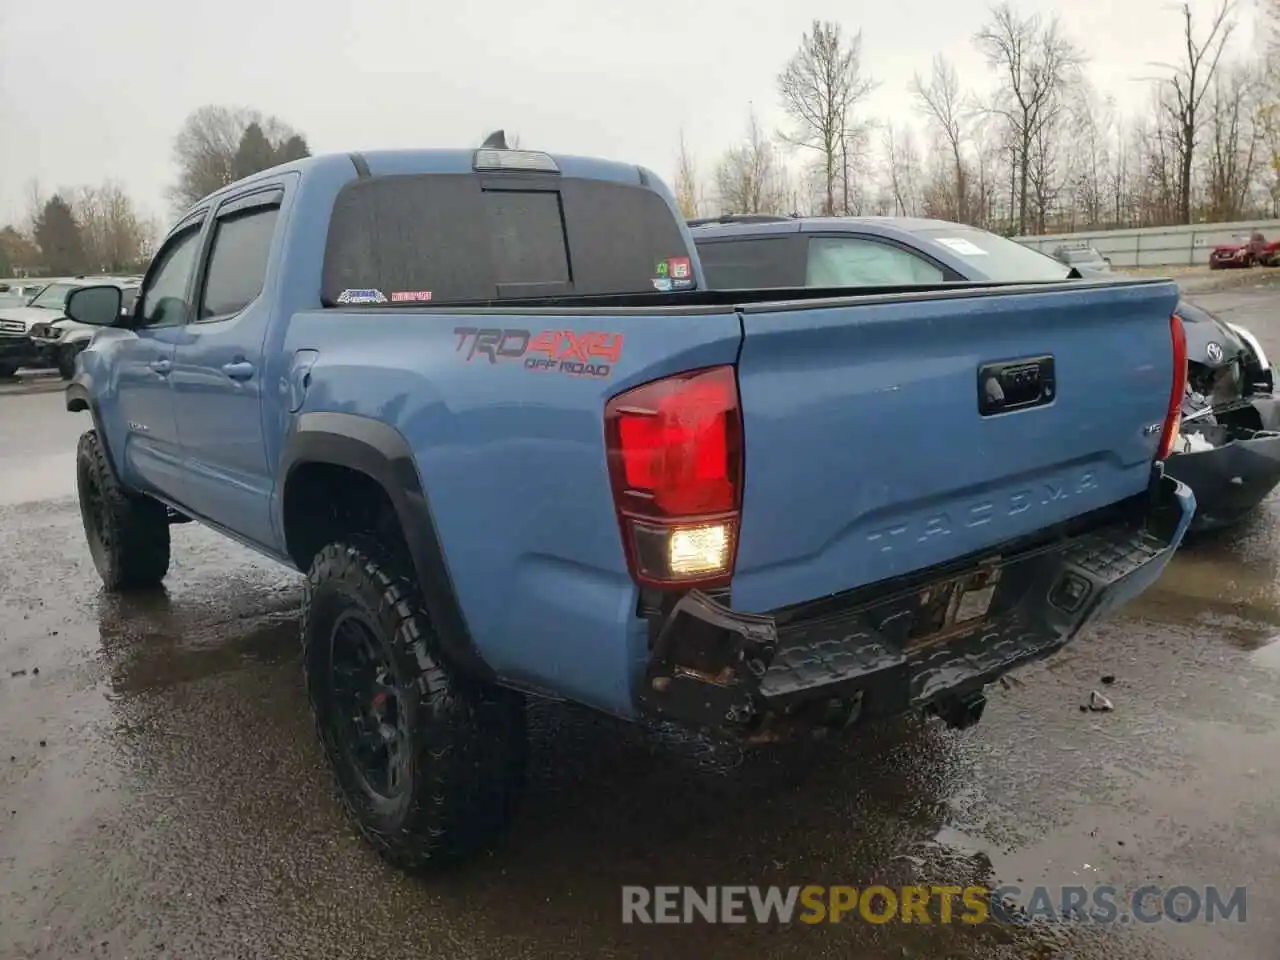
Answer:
(636, 474, 1193, 739)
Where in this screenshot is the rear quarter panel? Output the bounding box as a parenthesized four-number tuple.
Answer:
(282, 307, 742, 716)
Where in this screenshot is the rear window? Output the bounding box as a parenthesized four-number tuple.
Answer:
(916, 227, 1071, 282)
(321, 173, 694, 304)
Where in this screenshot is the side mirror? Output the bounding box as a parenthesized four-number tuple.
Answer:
(65, 285, 123, 327)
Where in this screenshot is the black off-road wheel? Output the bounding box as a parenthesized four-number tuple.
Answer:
(303, 541, 527, 871)
(76, 429, 171, 590)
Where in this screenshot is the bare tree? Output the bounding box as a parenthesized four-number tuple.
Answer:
(22, 180, 45, 236)
(673, 131, 702, 218)
(1149, 1, 1236, 223)
(1138, 87, 1183, 225)
(73, 181, 152, 273)
(1062, 84, 1115, 229)
(975, 4, 1086, 234)
(880, 124, 923, 217)
(1203, 62, 1262, 220)
(169, 105, 308, 211)
(777, 20, 877, 215)
(969, 116, 1008, 229)
(912, 55, 970, 221)
(713, 110, 788, 215)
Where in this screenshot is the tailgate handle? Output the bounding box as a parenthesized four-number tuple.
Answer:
(978, 355, 1055, 416)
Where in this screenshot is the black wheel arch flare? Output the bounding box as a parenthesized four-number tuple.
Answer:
(65, 378, 123, 487)
(277, 412, 494, 680)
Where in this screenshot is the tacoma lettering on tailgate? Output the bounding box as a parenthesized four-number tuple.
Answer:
(453, 326, 624, 380)
(866, 472, 1099, 551)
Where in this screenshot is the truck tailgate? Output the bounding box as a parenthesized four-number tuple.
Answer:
(729, 280, 1180, 613)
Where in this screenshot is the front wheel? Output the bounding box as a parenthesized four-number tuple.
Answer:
(303, 541, 527, 871)
(76, 429, 171, 590)
(58, 343, 84, 380)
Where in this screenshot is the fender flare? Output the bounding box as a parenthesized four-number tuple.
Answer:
(65, 376, 122, 486)
(277, 412, 493, 680)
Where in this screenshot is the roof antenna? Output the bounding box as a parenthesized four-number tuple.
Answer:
(480, 129, 508, 150)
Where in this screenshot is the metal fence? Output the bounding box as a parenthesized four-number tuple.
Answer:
(1014, 219, 1280, 268)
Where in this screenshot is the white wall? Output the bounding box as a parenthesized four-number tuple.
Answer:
(1014, 220, 1280, 268)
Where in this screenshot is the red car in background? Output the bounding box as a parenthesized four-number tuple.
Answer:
(1209, 231, 1280, 269)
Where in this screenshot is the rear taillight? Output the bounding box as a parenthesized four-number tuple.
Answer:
(1157, 313, 1189, 461)
(604, 365, 743, 588)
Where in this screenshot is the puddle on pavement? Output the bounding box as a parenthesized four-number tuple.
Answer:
(94, 585, 303, 696)
(1123, 522, 1280, 648)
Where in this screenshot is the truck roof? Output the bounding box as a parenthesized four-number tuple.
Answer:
(689, 215, 969, 243)
(181, 148, 662, 220)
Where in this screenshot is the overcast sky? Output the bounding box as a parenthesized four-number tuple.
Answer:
(0, 0, 1261, 230)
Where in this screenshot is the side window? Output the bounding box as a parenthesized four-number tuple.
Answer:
(695, 237, 799, 289)
(139, 226, 202, 327)
(806, 237, 945, 287)
(198, 204, 280, 320)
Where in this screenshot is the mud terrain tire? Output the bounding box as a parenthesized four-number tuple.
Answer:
(76, 429, 171, 590)
(303, 540, 527, 871)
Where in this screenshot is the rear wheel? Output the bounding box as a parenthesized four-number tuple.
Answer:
(76, 429, 171, 590)
(303, 540, 526, 871)
(0, 363, 17, 379)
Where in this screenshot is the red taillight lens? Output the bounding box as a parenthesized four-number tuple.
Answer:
(1157, 313, 1188, 461)
(604, 365, 743, 588)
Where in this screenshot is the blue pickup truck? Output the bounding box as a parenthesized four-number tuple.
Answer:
(63, 139, 1194, 872)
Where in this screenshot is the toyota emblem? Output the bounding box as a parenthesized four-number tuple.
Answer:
(1206, 341, 1224, 363)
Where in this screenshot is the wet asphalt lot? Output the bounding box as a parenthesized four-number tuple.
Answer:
(3, 278, 1280, 960)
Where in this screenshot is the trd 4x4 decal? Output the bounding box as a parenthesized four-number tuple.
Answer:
(453, 327, 625, 379)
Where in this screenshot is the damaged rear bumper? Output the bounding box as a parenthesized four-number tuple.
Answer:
(1166, 397, 1280, 532)
(636, 473, 1194, 740)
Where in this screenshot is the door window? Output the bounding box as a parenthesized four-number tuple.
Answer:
(806, 236, 945, 287)
(198, 204, 280, 320)
(695, 237, 800, 289)
(139, 226, 202, 327)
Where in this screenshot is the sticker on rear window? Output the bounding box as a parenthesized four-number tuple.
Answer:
(336, 288, 388, 304)
(935, 237, 988, 256)
(391, 290, 433, 302)
(654, 256, 694, 291)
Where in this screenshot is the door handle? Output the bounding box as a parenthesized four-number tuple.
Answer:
(222, 361, 255, 381)
(149, 358, 171, 376)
